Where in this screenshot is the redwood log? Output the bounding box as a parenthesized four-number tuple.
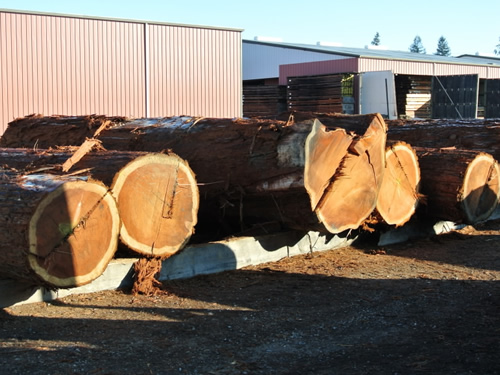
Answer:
(0, 173, 120, 288)
(97, 114, 387, 233)
(0, 114, 387, 234)
(386, 118, 500, 161)
(313, 113, 388, 232)
(376, 142, 421, 226)
(0, 149, 199, 257)
(416, 148, 500, 224)
(0, 114, 126, 148)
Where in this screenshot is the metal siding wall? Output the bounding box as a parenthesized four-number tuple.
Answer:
(279, 58, 359, 85)
(359, 58, 500, 78)
(0, 12, 146, 134)
(148, 24, 241, 118)
(0, 11, 242, 135)
(0, 13, 145, 133)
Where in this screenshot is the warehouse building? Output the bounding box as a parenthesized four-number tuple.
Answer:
(242, 40, 500, 119)
(0, 9, 243, 135)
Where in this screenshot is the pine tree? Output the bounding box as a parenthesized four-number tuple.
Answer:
(495, 36, 500, 55)
(371, 32, 380, 46)
(409, 36, 426, 54)
(435, 36, 451, 56)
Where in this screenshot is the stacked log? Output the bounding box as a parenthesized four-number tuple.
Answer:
(386, 118, 500, 161)
(0, 114, 388, 235)
(0, 114, 126, 149)
(415, 148, 500, 224)
(2, 112, 498, 245)
(0, 148, 199, 257)
(0, 172, 120, 288)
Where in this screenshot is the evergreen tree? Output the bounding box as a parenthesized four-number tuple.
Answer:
(435, 36, 451, 56)
(371, 32, 380, 46)
(495, 36, 500, 55)
(409, 36, 426, 54)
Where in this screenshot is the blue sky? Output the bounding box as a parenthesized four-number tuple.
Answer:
(1, 0, 499, 56)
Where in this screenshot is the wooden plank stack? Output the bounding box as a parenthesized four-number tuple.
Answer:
(396, 75, 431, 119)
(243, 85, 287, 118)
(287, 74, 344, 113)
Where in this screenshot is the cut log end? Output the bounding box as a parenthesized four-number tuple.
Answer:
(111, 153, 199, 257)
(28, 179, 120, 288)
(461, 153, 500, 223)
(377, 142, 420, 226)
(304, 119, 353, 210)
(309, 114, 387, 233)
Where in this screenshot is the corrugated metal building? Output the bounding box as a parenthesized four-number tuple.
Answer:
(0, 9, 243, 135)
(242, 40, 500, 119)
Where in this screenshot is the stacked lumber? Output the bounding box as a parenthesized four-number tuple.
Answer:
(287, 75, 343, 113)
(395, 75, 431, 119)
(243, 85, 287, 118)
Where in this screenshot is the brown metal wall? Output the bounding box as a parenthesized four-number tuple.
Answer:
(278, 56, 500, 85)
(147, 24, 242, 118)
(0, 10, 242, 135)
(279, 58, 359, 85)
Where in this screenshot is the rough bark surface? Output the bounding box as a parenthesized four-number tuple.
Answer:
(0, 173, 120, 288)
(386, 118, 500, 161)
(416, 148, 500, 223)
(0, 114, 126, 149)
(0, 114, 388, 234)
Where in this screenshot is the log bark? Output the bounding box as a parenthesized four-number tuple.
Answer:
(376, 142, 421, 226)
(0, 173, 120, 288)
(415, 148, 500, 224)
(0, 114, 126, 148)
(100, 115, 387, 233)
(0, 114, 387, 234)
(0, 148, 199, 257)
(386, 118, 500, 161)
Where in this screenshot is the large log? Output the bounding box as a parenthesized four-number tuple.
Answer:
(0, 173, 120, 288)
(376, 142, 421, 226)
(386, 118, 500, 161)
(0, 114, 126, 148)
(99, 114, 387, 233)
(416, 148, 500, 224)
(0, 148, 199, 257)
(0, 114, 387, 234)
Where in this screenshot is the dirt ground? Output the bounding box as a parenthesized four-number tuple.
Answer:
(1, 220, 499, 375)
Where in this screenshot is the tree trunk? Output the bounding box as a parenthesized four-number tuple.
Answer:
(376, 142, 421, 226)
(0, 114, 387, 234)
(386, 118, 500, 161)
(0, 173, 120, 288)
(0, 148, 199, 257)
(0, 114, 126, 148)
(415, 148, 500, 224)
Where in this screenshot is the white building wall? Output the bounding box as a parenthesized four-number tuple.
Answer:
(243, 42, 346, 80)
